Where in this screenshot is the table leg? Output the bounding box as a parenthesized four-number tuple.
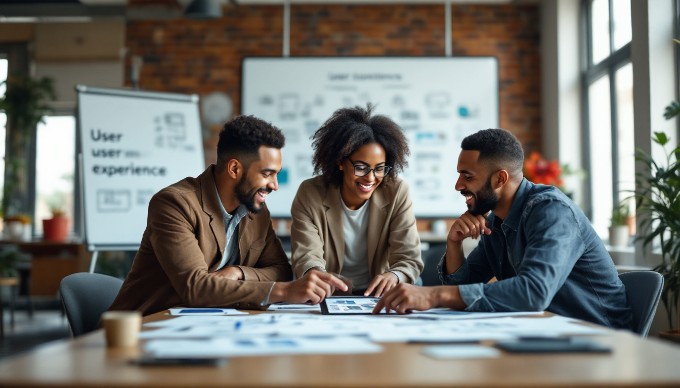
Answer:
(10, 283, 15, 329)
(0, 285, 4, 339)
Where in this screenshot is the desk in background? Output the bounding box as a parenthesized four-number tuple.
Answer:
(0, 240, 89, 297)
(1, 310, 680, 387)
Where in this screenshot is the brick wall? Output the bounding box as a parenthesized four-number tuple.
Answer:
(125, 3, 540, 163)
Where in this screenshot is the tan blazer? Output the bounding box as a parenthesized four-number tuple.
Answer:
(109, 165, 292, 316)
(290, 176, 423, 284)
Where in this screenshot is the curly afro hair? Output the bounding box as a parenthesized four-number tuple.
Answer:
(216, 115, 285, 170)
(312, 104, 409, 187)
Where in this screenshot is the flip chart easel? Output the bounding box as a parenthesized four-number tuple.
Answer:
(76, 85, 204, 272)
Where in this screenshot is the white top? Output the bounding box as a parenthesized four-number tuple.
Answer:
(340, 199, 371, 290)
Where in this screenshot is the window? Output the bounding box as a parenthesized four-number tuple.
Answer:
(34, 115, 76, 235)
(583, 0, 633, 237)
(0, 45, 77, 239)
(0, 58, 7, 205)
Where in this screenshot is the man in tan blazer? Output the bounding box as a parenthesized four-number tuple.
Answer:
(110, 115, 346, 316)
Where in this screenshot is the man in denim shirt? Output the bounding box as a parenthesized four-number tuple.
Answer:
(374, 128, 633, 329)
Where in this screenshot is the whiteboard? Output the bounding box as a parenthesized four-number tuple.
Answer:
(77, 86, 205, 250)
(242, 57, 499, 218)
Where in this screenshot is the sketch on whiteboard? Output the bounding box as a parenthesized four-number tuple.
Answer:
(97, 190, 131, 212)
(242, 57, 499, 218)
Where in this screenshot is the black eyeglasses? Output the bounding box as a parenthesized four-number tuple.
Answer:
(348, 159, 392, 178)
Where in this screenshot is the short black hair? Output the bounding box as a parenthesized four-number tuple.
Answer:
(216, 115, 285, 170)
(311, 104, 409, 187)
(461, 128, 524, 176)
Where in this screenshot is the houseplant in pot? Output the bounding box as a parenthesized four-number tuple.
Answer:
(42, 207, 69, 242)
(609, 200, 630, 247)
(3, 213, 31, 241)
(42, 193, 69, 242)
(635, 105, 680, 340)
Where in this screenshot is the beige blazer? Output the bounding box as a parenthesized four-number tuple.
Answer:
(109, 165, 292, 316)
(290, 176, 423, 284)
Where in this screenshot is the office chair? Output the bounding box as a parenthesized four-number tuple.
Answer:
(619, 270, 664, 337)
(59, 272, 124, 337)
(420, 244, 447, 286)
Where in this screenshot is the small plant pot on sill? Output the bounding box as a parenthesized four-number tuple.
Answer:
(42, 216, 69, 242)
(4, 220, 31, 241)
(608, 225, 630, 247)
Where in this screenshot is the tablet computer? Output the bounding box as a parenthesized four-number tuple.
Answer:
(320, 296, 382, 315)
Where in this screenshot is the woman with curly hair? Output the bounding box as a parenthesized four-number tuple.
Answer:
(290, 104, 423, 297)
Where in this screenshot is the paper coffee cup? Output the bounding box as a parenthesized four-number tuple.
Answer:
(102, 311, 142, 348)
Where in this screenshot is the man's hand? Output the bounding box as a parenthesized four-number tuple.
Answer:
(448, 211, 491, 242)
(364, 272, 399, 297)
(372, 284, 439, 314)
(270, 271, 348, 304)
(212, 266, 244, 280)
(444, 212, 491, 275)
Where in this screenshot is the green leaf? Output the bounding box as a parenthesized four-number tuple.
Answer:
(636, 130, 680, 328)
(665, 101, 680, 120)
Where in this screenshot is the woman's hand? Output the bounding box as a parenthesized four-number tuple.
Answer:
(364, 272, 399, 297)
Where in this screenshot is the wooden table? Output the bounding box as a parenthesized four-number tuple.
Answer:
(1, 311, 680, 387)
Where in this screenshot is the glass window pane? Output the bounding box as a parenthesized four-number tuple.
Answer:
(615, 63, 634, 215)
(0, 58, 7, 95)
(591, 0, 611, 64)
(0, 58, 7, 207)
(588, 75, 613, 237)
(35, 116, 75, 235)
(612, 0, 631, 51)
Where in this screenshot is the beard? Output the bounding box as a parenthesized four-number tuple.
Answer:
(465, 175, 499, 216)
(235, 175, 270, 214)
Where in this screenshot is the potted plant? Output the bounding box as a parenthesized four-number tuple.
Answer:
(635, 98, 680, 339)
(3, 213, 31, 241)
(42, 206, 69, 242)
(0, 74, 56, 219)
(609, 200, 630, 247)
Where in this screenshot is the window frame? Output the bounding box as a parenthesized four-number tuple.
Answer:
(581, 0, 633, 221)
(32, 111, 80, 238)
(0, 44, 81, 239)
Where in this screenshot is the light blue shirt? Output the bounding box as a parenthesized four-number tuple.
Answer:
(438, 178, 633, 329)
(215, 184, 248, 270)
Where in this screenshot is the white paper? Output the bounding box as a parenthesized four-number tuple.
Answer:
(407, 309, 544, 320)
(144, 336, 381, 358)
(422, 345, 500, 359)
(168, 308, 248, 316)
(267, 303, 321, 312)
(140, 311, 608, 346)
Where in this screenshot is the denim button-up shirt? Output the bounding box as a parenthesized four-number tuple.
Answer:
(438, 179, 633, 329)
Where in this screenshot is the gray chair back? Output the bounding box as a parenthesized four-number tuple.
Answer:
(420, 244, 447, 286)
(59, 272, 124, 337)
(619, 270, 663, 337)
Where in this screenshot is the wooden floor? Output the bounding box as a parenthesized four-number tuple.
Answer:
(0, 300, 71, 359)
